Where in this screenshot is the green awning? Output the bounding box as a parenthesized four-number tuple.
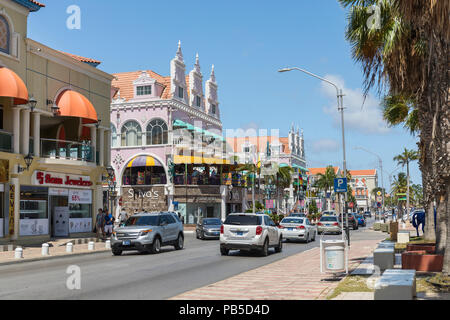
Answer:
(280, 163, 289, 168)
(292, 164, 309, 172)
(173, 120, 226, 141)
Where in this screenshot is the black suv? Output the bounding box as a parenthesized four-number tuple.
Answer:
(338, 213, 358, 230)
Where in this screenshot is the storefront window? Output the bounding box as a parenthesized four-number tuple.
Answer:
(20, 186, 49, 236)
(122, 166, 167, 186)
(69, 203, 92, 219)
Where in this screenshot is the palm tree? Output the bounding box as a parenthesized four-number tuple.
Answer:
(391, 172, 408, 217)
(393, 148, 419, 220)
(339, 1, 449, 273)
(316, 166, 337, 212)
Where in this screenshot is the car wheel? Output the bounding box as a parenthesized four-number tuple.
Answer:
(312, 231, 316, 241)
(150, 237, 161, 254)
(196, 230, 200, 239)
(275, 237, 283, 253)
(305, 233, 310, 243)
(220, 247, 229, 256)
(260, 238, 269, 257)
(174, 234, 184, 250)
(200, 231, 205, 240)
(112, 248, 122, 256)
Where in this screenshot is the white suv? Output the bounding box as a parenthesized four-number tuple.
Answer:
(220, 213, 282, 256)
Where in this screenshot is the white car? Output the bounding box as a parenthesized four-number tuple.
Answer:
(220, 213, 282, 256)
(278, 217, 317, 242)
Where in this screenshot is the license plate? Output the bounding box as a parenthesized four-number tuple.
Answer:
(123, 240, 131, 246)
(236, 231, 243, 236)
(213, 232, 219, 235)
(288, 228, 294, 231)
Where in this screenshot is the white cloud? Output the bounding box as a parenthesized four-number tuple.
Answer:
(320, 75, 390, 135)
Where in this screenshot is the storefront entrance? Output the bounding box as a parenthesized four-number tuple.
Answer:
(50, 196, 69, 237)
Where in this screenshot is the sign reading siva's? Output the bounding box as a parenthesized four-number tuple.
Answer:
(122, 186, 167, 212)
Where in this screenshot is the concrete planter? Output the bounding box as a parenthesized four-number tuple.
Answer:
(381, 223, 389, 233)
(401, 251, 443, 272)
(373, 223, 381, 231)
(406, 244, 436, 254)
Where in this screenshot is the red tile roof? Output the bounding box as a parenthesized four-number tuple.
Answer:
(349, 170, 377, 176)
(307, 167, 341, 176)
(59, 51, 101, 65)
(112, 70, 170, 101)
(29, 0, 45, 7)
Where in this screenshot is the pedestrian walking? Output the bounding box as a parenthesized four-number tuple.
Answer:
(95, 208, 105, 239)
(104, 210, 114, 237)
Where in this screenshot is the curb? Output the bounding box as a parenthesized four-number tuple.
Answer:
(0, 249, 111, 267)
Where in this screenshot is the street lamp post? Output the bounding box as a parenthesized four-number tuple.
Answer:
(279, 67, 349, 245)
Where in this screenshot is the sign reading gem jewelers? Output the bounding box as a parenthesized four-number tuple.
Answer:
(32, 171, 92, 188)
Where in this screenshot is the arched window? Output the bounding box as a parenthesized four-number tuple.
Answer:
(0, 15, 10, 55)
(146, 119, 168, 145)
(121, 121, 142, 146)
(111, 124, 118, 147)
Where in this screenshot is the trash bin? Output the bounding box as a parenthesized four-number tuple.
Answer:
(325, 246, 345, 271)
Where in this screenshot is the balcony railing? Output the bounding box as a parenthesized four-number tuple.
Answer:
(41, 139, 95, 163)
(0, 130, 13, 153)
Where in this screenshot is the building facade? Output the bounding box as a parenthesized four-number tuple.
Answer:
(0, 0, 113, 242)
(110, 43, 247, 224)
(226, 125, 308, 214)
(348, 169, 378, 211)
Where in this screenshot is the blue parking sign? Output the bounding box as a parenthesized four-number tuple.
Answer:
(334, 178, 348, 193)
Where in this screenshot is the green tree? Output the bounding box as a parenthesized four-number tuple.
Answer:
(315, 166, 337, 212)
(338, 0, 449, 273)
(393, 148, 419, 220)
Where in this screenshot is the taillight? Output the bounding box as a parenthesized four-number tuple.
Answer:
(333, 222, 339, 226)
(317, 223, 323, 226)
(278, 225, 284, 229)
(256, 226, 263, 235)
(220, 225, 224, 234)
(297, 225, 305, 230)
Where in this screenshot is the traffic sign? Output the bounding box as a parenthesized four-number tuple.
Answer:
(377, 196, 383, 202)
(334, 178, 348, 193)
(377, 191, 382, 196)
(377, 202, 382, 208)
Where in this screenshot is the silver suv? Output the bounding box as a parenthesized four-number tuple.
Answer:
(111, 212, 184, 255)
(220, 213, 282, 256)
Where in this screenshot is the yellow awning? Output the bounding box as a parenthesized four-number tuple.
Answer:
(174, 155, 230, 165)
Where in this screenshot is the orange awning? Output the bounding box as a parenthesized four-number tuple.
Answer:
(0, 67, 29, 105)
(56, 90, 98, 123)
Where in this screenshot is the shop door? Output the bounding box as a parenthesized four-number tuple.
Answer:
(206, 207, 214, 218)
(50, 196, 69, 237)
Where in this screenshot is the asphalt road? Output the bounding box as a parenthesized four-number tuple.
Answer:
(0, 219, 379, 300)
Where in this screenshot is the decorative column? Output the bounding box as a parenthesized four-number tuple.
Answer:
(20, 109, 31, 155)
(32, 112, 41, 157)
(11, 177, 20, 240)
(105, 130, 111, 166)
(220, 185, 227, 221)
(90, 126, 97, 163)
(12, 107, 20, 154)
(98, 127, 105, 167)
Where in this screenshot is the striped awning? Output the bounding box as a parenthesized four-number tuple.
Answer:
(126, 155, 163, 168)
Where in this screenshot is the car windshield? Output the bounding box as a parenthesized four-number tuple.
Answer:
(202, 218, 221, 225)
(224, 215, 262, 225)
(320, 217, 338, 222)
(291, 214, 305, 217)
(281, 218, 304, 224)
(125, 215, 160, 226)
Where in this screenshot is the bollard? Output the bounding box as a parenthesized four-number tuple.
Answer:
(41, 243, 50, 256)
(66, 242, 74, 253)
(14, 247, 23, 259)
(105, 240, 111, 249)
(88, 241, 95, 251)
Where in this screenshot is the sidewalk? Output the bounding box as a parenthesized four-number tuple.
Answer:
(170, 236, 383, 300)
(0, 237, 110, 266)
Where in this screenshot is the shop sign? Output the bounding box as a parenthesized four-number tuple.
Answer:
(127, 188, 160, 200)
(8, 184, 14, 236)
(49, 188, 69, 196)
(33, 171, 92, 188)
(0, 160, 9, 183)
(19, 219, 49, 236)
(69, 218, 92, 233)
(69, 189, 92, 204)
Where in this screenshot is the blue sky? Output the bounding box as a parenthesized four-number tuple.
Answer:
(28, 0, 421, 189)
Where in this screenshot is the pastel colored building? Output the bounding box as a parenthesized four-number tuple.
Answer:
(110, 43, 247, 224)
(0, 0, 113, 242)
(226, 125, 308, 213)
(348, 169, 378, 211)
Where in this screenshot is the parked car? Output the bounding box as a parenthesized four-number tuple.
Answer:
(220, 213, 282, 256)
(322, 211, 336, 216)
(355, 214, 366, 227)
(363, 211, 372, 218)
(111, 212, 184, 256)
(278, 217, 317, 242)
(317, 216, 342, 235)
(338, 213, 359, 230)
(196, 218, 222, 240)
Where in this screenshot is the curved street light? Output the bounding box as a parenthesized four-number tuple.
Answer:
(279, 67, 349, 244)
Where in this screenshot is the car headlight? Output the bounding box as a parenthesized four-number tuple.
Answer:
(139, 229, 153, 236)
